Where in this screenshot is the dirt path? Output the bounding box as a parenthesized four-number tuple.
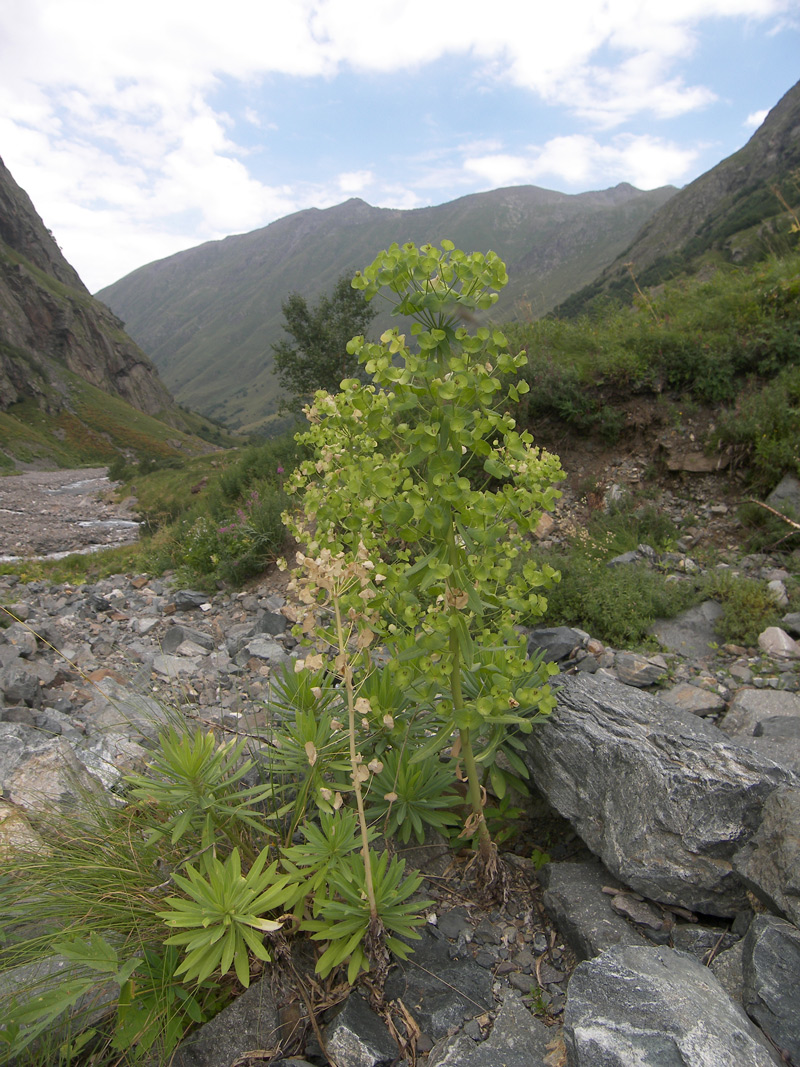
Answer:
(0, 468, 140, 561)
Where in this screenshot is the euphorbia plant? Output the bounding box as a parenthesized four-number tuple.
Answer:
(285, 240, 563, 887)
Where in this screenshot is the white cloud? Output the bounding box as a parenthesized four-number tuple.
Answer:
(0, 0, 793, 287)
(744, 108, 769, 128)
(338, 170, 374, 195)
(464, 133, 698, 191)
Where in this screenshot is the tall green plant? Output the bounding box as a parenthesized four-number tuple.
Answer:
(285, 241, 562, 886)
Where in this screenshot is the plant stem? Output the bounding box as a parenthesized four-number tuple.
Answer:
(333, 591, 378, 919)
(445, 524, 492, 860)
(449, 625, 492, 860)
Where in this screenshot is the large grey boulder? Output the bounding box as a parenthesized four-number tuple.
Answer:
(564, 945, 781, 1066)
(742, 915, 800, 1065)
(733, 785, 800, 925)
(523, 674, 795, 915)
(650, 600, 723, 659)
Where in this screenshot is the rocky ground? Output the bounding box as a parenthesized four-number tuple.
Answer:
(1, 463, 799, 1065)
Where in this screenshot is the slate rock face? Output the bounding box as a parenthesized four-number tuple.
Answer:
(523, 673, 795, 915)
(733, 785, 800, 926)
(171, 976, 280, 1066)
(383, 931, 493, 1041)
(537, 861, 645, 961)
(564, 945, 781, 1066)
(742, 915, 800, 1064)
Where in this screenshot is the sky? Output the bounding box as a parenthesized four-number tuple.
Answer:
(1, 1, 798, 293)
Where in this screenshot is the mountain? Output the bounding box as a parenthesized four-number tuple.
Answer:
(557, 78, 800, 317)
(96, 183, 676, 434)
(0, 156, 223, 469)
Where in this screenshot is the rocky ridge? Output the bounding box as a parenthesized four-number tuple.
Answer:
(0, 155, 177, 420)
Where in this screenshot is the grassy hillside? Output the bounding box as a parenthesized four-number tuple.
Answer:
(509, 249, 800, 491)
(557, 79, 800, 318)
(0, 368, 236, 472)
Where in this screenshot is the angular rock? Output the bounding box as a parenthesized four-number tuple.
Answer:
(161, 624, 216, 654)
(670, 924, 739, 963)
(0, 663, 42, 707)
(384, 931, 493, 1041)
(81, 678, 172, 742)
(650, 600, 723, 659)
(0, 799, 44, 857)
(152, 652, 202, 677)
(3, 622, 38, 657)
(428, 992, 551, 1067)
(710, 940, 745, 1003)
(253, 610, 287, 636)
(754, 715, 800, 740)
(767, 580, 789, 608)
(172, 590, 211, 612)
(523, 673, 795, 916)
(245, 637, 290, 668)
(758, 626, 800, 658)
(613, 652, 666, 687)
(0, 642, 22, 668)
(564, 945, 781, 1066)
(525, 626, 583, 663)
(766, 473, 800, 515)
(537, 861, 645, 961)
(171, 975, 281, 1066)
(720, 688, 800, 739)
(742, 915, 800, 1065)
(5, 737, 105, 814)
(324, 992, 398, 1067)
(733, 785, 800, 926)
(782, 612, 800, 637)
(661, 681, 726, 717)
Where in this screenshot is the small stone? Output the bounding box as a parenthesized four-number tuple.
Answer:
(613, 652, 666, 687)
(758, 627, 800, 659)
(662, 681, 725, 717)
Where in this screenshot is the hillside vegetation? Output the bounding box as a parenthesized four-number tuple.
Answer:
(510, 248, 800, 492)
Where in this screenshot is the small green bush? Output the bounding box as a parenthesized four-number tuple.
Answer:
(176, 482, 288, 587)
(714, 364, 800, 491)
(542, 555, 698, 647)
(703, 571, 784, 647)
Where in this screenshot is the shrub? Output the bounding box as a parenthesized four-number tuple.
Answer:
(703, 571, 784, 647)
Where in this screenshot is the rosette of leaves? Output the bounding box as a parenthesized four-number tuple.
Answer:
(366, 748, 461, 844)
(157, 847, 292, 988)
(302, 850, 430, 985)
(124, 728, 274, 850)
(281, 808, 368, 913)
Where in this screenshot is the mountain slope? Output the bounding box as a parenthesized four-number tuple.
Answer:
(0, 156, 227, 469)
(97, 183, 675, 433)
(557, 78, 800, 317)
(0, 155, 179, 419)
